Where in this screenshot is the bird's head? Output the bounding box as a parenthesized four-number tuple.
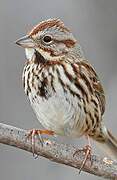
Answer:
(16, 18, 82, 62)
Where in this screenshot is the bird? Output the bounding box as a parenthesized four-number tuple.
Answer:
(16, 18, 117, 171)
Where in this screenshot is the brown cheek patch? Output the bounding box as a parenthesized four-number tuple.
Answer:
(55, 39, 76, 48)
(61, 39, 76, 48)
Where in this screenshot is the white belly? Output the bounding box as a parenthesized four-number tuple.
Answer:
(29, 88, 87, 138)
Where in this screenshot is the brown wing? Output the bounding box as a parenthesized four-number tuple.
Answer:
(81, 60, 106, 115)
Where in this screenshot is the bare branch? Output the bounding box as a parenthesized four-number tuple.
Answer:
(0, 123, 117, 179)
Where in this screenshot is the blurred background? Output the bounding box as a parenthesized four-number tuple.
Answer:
(0, 0, 117, 179)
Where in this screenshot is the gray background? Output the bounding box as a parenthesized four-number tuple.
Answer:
(0, 0, 117, 179)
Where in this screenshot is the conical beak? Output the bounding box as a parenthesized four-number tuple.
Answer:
(15, 35, 35, 48)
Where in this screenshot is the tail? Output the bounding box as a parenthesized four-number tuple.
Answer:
(93, 128, 117, 160)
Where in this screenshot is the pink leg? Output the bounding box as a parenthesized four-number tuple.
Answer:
(74, 132, 93, 173)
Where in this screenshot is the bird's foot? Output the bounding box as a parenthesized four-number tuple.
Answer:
(26, 129, 54, 157)
(73, 145, 93, 173)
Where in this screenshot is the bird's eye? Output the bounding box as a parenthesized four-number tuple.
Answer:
(43, 36, 52, 43)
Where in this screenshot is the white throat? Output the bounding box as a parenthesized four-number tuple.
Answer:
(25, 48, 35, 60)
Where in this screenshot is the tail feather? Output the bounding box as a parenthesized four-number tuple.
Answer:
(94, 129, 117, 160)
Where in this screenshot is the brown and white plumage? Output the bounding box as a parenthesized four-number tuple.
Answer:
(16, 18, 117, 162)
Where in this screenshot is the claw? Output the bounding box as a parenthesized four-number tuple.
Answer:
(80, 145, 92, 173)
(26, 129, 44, 156)
(26, 129, 54, 157)
(73, 133, 93, 173)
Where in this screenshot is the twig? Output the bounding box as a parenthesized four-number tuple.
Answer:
(0, 123, 117, 179)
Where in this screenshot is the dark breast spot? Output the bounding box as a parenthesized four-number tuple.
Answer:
(40, 81, 48, 98)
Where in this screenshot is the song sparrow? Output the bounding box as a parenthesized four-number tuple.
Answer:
(16, 18, 117, 171)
